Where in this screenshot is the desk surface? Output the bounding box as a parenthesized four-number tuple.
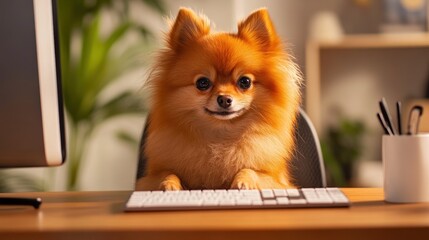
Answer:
(1, 188, 429, 240)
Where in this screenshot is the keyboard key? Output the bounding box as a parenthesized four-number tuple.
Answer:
(289, 199, 307, 204)
(236, 199, 252, 206)
(286, 189, 300, 197)
(144, 200, 203, 207)
(263, 199, 277, 205)
(261, 189, 274, 198)
(273, 189, 287, 197)
(276, 197, 290, 205)
(326, 188, 349, 203)
(332, 197, 349, 204)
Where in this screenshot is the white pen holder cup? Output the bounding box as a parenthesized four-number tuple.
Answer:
(383, 135, 429, 203)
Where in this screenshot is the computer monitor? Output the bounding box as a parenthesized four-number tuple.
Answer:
(0, 0, 65, 168)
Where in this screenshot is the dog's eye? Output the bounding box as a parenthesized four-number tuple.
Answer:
(195, 77, 212, 91)
(237, 76, 252, 90)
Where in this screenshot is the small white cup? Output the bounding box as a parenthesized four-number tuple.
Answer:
(383, 134, 429, 203)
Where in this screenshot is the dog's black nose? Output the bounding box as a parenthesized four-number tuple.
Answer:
(217, 95, 233, 109)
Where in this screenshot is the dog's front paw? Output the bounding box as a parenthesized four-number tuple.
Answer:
(230, 169, 259, 190)
(160, 174, 183, 191)
(231, 179, 258, 190)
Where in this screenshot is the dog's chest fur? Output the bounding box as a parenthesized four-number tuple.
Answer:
(186, 141, 251, 189)
(150, 127, 287, 189)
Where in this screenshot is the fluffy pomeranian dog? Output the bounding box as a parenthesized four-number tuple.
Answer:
(135, 8, 302, 190)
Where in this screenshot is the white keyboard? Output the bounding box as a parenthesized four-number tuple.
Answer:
(124, 188, 350, 212)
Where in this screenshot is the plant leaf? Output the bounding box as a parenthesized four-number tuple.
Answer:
(320, 142, 346, 187)
(93, 91, 146, 123)
(105, 22, 132, 52)
(116, 130, 140, 147)
(0, 171, 45, 192)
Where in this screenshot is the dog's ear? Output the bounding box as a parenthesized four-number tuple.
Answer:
(237, 8, 280, 50)
(168, 8, 210, 51)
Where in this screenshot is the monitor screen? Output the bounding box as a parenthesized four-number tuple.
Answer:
(0, 0, 65, 167)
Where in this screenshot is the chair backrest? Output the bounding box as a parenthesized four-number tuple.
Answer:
(290, 108, 327, 188)
(136, 108, 326, 188)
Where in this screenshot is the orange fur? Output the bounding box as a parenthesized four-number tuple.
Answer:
(135, 8, 302, 190)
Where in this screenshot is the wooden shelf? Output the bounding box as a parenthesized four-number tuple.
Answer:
(305, 33, 429, 132)
(309, 33, 429, 50)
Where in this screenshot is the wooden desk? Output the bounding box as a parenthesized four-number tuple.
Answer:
(1, 188, 429, 240)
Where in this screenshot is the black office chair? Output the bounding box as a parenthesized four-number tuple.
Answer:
(290, 108, 327, 187)
(136, 108, 326, 188)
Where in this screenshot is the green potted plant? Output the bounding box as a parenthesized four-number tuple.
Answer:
(321, 117, 366, 187)
(57, 0, 165, 190)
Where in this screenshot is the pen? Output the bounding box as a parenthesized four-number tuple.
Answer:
(379, 98, 397, 135)
(377, 112, 393, 135)
(396, 101, 402, 135)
